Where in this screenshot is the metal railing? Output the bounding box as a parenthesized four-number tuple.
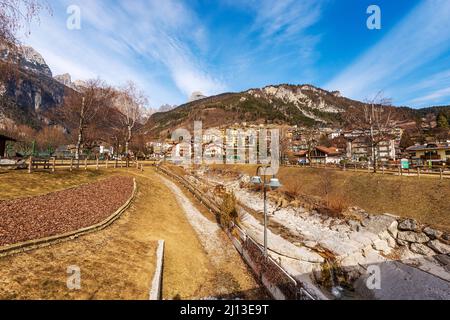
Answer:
(156, 164, 318, 300)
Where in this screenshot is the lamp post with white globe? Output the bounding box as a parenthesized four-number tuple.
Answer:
(250, 165, 282, 259)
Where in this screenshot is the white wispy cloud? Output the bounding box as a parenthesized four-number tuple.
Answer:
(326, 0, 450, 105)
(20, 0, 226, 106)
(250, 0, 323, 42)
(410, 87, 450, 105)
(222, 0, 325, 82)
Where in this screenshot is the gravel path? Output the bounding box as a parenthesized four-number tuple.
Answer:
(0, 176, 134, 246)
(159, 175, 224, 260)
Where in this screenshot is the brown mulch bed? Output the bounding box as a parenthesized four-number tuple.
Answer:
(0, 176, 134, 247)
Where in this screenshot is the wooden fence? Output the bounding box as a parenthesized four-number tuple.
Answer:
(26, 156, 146, 173)
(287, 162, 450, 180)
(156, 165, 318, 300)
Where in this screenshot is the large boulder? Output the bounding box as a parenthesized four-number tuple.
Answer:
(423, 227, 443, 240)
(410, 243, 435, 256)
(387, 220, 399, 239)
(434, 254, 450, 268)
(363, 215, 397, 236)
(397, 231, 430, 244)
(398, 219, 420, 232)
(428, 240, 450, 255)
(372, 239, 392, 254)
(397, 239, 409, 246)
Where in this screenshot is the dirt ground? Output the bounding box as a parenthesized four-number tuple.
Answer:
(0, 169, 159, 299)
(132, 169, 266, 300)
(0, 167, 265, 300)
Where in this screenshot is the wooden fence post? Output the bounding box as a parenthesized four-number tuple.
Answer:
(114, 159, 117, 168)
(84, 158, 88, 170)
(28, 156, 33, 174)
(440, 168, 443, 180)
(96, 157, 99, 170)
(70, 158, 73, 172)
(52, 157, 56, 172)
(417, 167, 420, 178)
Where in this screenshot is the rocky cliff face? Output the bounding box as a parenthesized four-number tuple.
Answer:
(247, 85, 344, 120)
(54, 73, 72, 87)
(17, 46, 53, 78)
(0, 46, 70, 128)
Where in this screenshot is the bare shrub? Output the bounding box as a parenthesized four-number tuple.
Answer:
(281, 178, 304, 199)
(220, 192, 238, 229)
(327, 193, 351, 215)
(316, 170, 352, 216)
(318, 170, 334, 203)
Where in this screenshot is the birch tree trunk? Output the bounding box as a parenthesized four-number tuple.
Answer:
(125, 125, 132, 156)
(75, 97, 85, 163)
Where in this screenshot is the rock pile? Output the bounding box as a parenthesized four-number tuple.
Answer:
(395, 218, 450, 257)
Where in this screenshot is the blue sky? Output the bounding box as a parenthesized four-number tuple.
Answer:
(20, 0, 450, 108)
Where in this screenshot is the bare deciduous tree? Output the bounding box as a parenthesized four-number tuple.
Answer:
(114, 81, 148, 156)
(60, 79, 116, 160)
(298, 125, 321, 165)
(346, 92, 395, 172)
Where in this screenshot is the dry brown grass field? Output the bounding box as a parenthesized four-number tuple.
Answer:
(209, 164, 450, 232)
(0, 168, 264, 299)
(0, 169, 119, 200)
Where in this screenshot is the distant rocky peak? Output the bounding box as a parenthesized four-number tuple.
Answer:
(54, 73, 72, 87)
(53, 74, 87, 92)
(246, 84, 342, 115)
(189, 91, 207, 102)
(18, 45, 52, 78)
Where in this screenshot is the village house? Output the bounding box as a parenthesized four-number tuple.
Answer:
(406, 143, 450, 165)
(345, 136, 397, 163)
(309, 146, 344, 164)
(293, 146, 344, 165)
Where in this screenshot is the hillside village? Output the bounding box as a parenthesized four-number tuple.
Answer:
(145, 124, 450, 168)
(1, 0, 450, 303)
(1, 46, 449, 169)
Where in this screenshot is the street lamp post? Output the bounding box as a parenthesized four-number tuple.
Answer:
(250, 165, 282, 259)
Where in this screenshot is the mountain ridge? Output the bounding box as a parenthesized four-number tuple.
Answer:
(145, 83, 447, 138)
(1, 45, 449, 138)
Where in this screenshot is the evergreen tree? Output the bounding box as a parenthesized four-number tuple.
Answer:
(437, 113, 449, 129)
(399, 131, 414, 150)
